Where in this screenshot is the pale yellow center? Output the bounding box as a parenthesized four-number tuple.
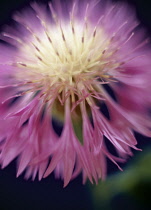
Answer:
(17, 20, 111, 85)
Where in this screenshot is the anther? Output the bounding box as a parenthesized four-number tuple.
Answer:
(37, 56, 43, 61)
(35, 36, 41, 43)
(21, 63, 27, 67)
(120, 62, 125, 65)
(47, 35, 52, 43)
(56, 51, 60, 57)
(18, 62, 27, 67)
(82, 37, 84, 43)
(62, 33, 66, 42)
(102, 50, 106, 54)
(93, 29, 96, 38)
(33, 44, 40, 52)
(72, 26, 75, 34)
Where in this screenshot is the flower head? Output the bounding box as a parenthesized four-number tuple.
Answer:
(0, 0, 151, 186)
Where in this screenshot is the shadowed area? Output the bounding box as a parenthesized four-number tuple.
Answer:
(91, 146, 151, 210)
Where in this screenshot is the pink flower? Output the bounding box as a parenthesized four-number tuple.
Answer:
(0, 0, 151, 186)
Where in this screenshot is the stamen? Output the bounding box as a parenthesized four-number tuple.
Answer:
(49, 3, 58, 24)
(82, 36, 84, 43)
(2, 33, 23, 44)
(110, 21, 128, 41)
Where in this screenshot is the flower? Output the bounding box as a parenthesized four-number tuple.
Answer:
(0, 0, 151, 187)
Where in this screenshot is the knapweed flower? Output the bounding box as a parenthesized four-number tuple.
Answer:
(0, 0, 151, 187)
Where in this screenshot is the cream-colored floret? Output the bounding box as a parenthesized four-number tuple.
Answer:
(18, 20, 111, 85)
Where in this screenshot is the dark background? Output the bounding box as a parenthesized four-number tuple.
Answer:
(0, 0, 151, 210)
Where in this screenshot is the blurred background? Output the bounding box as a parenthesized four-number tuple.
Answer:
(0, 0, 151, 209)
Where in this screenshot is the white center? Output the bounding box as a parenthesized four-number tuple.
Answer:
(17, 20, 111, 85)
